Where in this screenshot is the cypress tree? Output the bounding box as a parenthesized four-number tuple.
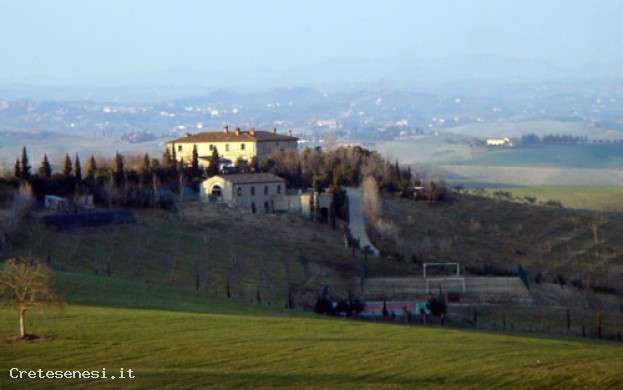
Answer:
(403, 166, 412, 182)
(114, 152, 125, 188)
(191, 144, 200, 178)
(142, 153, 151, 175)
(140, 153, 151, 185)
(207, 147, 219, 177)
(162, 148, 171, 166)
(63, 154, 73, 177)
(20, 146, 31, 180)
(392, 159, 401, 185)
(14, 159, 21, 179)
(74, 154, 82, 181)
(86, 155, 97, 181)
(170, 144, 177, 166)
(39, 154, 52, 178)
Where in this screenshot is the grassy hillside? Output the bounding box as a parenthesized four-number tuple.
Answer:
(479, 187, 623, 212)
(375, 121, 623, 168)
(462, 144, 623, 169)
(374, 135, 476, 165)
(1, 273, 623, 389)
(440, 165, 623, 187)
(7, 203, 407, 306)
(370, 194, 623, 305)
(51, 271, 296, 317)
(443, 120, 622, 140)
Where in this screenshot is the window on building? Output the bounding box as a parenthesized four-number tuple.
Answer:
(251, 186, 255, 196)
(178, 145, 183, 152)
(225, 144, 230, 152)
(209, 144, 213, 151)
(277, 185, 282, 194)
(237, 187, 242, 196)
(241, 143, 245, 150)
(264, 186, 268, 195)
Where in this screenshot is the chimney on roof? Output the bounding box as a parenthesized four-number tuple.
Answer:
(235, 127, 240, 136)
(185, 132, 192, 137)
(223, 125, 229, 134)
(249, 127, 255, 136)
(272, 127, 277, 134)
(288, 129, 292, 137)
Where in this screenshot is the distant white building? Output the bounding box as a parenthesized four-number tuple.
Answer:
(486, 137, 512, 146)
(44, 195, 68, 211)
(44, 194, 94, 211)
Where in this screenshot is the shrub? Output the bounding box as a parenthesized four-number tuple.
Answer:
(590, 283, 618, 295)
(544, 199, 563, 208)
(427, 296, 446, 317)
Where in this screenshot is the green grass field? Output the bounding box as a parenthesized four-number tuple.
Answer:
(463, 144, 623, 169)
(2, 272, 623, 389)
(479, 187, 623, 212)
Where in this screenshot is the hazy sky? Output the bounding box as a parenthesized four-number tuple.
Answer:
(1, 0, 622, 85)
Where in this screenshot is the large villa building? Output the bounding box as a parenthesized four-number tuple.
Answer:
(167, 126, 298, 168)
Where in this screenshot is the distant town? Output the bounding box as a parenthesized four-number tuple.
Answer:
(2, 78, 623, 158)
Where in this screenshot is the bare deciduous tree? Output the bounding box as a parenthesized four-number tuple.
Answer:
(1, 183, 34, 240)
(362, 176, 381, 222)
(0, 257, 61, 339)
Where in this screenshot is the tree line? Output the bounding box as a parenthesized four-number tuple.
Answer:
(5, 146, 205, 209)
(259, 146, 446, 201)
(518, 133, 622, 145)
(2, 144, 447, 211)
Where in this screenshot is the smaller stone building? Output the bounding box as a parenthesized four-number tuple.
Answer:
(200, 173, 286, 214)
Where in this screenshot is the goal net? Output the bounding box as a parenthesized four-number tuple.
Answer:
(422, 263, 465, 293)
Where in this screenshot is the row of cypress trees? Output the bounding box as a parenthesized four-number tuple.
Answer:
(10, 146, 206, 209)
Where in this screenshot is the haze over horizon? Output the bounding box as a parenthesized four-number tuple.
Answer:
(2, 0, 623, 89)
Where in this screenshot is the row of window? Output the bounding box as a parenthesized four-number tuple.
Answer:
(177, 144, 247, 153)
(236, 185, 282, 196)
(176, 142, 294, 154)
(211, 144, 245, 152)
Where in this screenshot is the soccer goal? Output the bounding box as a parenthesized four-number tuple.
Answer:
(422, 263, 465, 294)
(425, 277, 466, 294)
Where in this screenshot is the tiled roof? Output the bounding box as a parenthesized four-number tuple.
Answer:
(216, 173, 286, 184)
(168, 130, 298, 144)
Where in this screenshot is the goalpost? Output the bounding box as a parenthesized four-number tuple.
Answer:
(422, 263, 465, 294)
(425, 277, 466, 294)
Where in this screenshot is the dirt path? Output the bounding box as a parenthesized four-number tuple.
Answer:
(346, 187, 379, 256)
